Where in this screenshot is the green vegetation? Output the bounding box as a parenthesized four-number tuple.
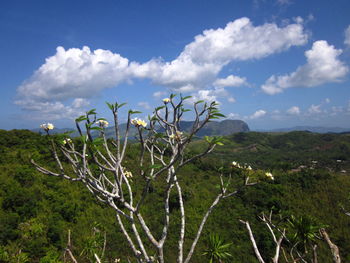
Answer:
(0, 129, 349, 262)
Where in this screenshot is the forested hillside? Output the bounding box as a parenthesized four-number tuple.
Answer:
(0, 129, 349, 262)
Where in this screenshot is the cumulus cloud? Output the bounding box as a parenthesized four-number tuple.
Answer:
(188, 87, 229, 104)
(261, 40, 349, 95)
(16, 18, 308, 119)
(138, 101, 151, 110)
(17, 46, 130, 102)
(227, 97, 236, 103)
(153, 91, 168, 98)
(345, 25, 350, 46)
(213, 75, 247, 88)
(16, 99, 87, 120)
(249, 110, 267, 119)
(308, 104, 322, 114)
(287, 106, 300, 115)
(331, 106, 343, 116)
(227, 112, 240, 119)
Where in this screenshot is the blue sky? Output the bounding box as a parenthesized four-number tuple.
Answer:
(1, 0, 350, 130)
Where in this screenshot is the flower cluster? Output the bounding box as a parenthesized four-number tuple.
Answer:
(169, 131, 184, 141)
(265, 172, 274, 180)
(40, 123, 54, 131)
(231, 161, 252, 170)
(163, 98, 171, 104)
(63, 138, 72, 145)
(97, 119, 109, 128)
(122, 167, 133, 178)
(131, 118, 147, 128)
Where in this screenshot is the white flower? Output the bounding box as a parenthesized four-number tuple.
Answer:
(125, 170, 133, 178)
(231, 161, 242, 169)
(97, 119, 109, 128)
(163, 98, 171, 103)
(265, 172, 274, 180)
(131, 118, 147, 128)
(40, 123, 54, 131)
(169, 131, 183, 140)
(247, 165, 252, 171)
(63, 138, 72, 145)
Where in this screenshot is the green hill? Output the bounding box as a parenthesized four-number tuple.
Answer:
(0, 129, 349, 262)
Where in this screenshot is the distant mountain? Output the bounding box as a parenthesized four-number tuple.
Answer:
(31, 127, 76, 135)
(261, 126, 350, 134)
(177, 119, 250, 136)
(102, 119, 249, 138)
(32, 119, 249, 138)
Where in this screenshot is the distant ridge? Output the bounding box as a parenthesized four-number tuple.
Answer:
(31, 119, 250, 138)
(102, 119, 250, 138)
(31, 127, 75, 135)
(260, 126, 350, 134)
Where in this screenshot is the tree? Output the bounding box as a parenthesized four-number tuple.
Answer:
(202, 234, 232, 263)
(32, 95, 257, 263)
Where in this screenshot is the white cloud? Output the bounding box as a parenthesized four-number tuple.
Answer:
(227, 112, 240, 119)
(15, 99, 87, 120)
(249, 110, 267, 119)
(345, 25, 350, 46)
(287, 106, 300, 115)
(227, 97, 236, 103)
(17, 46, 130, 102)
(180, 17, 307, 64)
(331, 106, 343, 116)
(262, 40, 349, 95)
(213, 75, 247, 88)
(325, 98, 330, 104)
(188, 87, 229, 104)
(308, 104, 322, 114)
(72, 98, 90, 108)
(153, 91, 168, 98)
(137, 101, 151, 110)
(16, 18, 308, 119)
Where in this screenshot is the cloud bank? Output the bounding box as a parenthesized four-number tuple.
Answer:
(261, 40, 348, 95)
(16, 17, 308, 119)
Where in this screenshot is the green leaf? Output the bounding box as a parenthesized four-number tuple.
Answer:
(117, 102, 127, 109)
(86, 109, 96, 115)
(97, 117, 107, 121)
(129, 110, 142, 115)
(92, 137, 104, 145)
(182, 95, 192, 100)
(155, 106, 165, 111)
(106, 102, 114, 111)
(85, 122, 94, 128)
(195, 100, 205, 104)
(170, 93, 177, 99)
(212, 113, 226, 118)
(204, 136, 213, 143)
(90, 127, 103, 131)
(75, 115, 87, 122)
(80, 135, 88, 143)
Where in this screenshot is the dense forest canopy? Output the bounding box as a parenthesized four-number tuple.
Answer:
(0, 129, 349, 262)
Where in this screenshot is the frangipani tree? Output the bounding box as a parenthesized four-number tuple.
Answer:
(32, 95, 257, 263)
